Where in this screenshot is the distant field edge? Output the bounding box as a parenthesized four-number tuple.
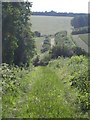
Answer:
(1, 118, 89, 120)
(31, 15, 73, 17)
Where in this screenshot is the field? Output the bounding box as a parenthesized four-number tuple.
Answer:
(32, 16, 88, 53)
(79, 34, 88, 45)
(72, 35, 88, 52)
(31, 16, 73, 35)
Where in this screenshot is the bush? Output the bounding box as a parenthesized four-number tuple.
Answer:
(39, 53, 51, 66)
(71, 27, 88, 35)
(50, 45, 73, 58)
(41, 38, 51, 53)
(32, 55, 40, 66)
(72, 46, 87, 56)
(71, 15, 88, 28)
(32, 53, 51, 66)
(68, 56, 89, 112)
(34, 31, 41, 37)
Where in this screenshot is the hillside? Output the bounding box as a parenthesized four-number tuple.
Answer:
(31, 16, 73, 35)
(2, 4, 89, 119)
(2, 56, 88, 118)
(72, 35, 88, 52)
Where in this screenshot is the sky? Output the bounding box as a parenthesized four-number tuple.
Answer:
(29, 0, 90, 13)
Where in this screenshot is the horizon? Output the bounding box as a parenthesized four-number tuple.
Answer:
(30, 0, 89, 13)
(32, 11, 88, 14)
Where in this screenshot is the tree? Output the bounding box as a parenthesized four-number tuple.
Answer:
(71, 15, 88, 28)
(2, 2, 35, 65)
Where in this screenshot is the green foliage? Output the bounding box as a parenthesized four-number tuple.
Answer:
(35, 37, 45, 54)
(72, 27, 88, 35)
(72, 35, 88, 53)
(34, 31, 41, 37)
(79, 34, 88, 45)
(49, 31, 74, 58)
(71, 15, 88, 28)
(39, 52, 51, 66)
(68, 56, 89, 112)
(72, 46, 87, 56)
(55, 31, 70, 46)
(48, 55, 89, 114)
(49, 45, 73, 58)
(1, 63, 34, 117)
(1, 63, 29, 95)
(2, 56, 89, 118)
(41, 37, 51, 53)
(32, 53, 51, 66)
(50, 31, 87, 58)
(32, 55, 40, 66)
(1, 65, 78, 118)
(2, 2, 35, 65)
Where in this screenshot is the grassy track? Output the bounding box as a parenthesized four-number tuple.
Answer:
(50, 37, 55, 48)
(31, 16, 73, 35)
(3, 66, 82, 118)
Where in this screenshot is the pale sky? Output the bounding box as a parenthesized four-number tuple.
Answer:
(29, 0, 90, 13)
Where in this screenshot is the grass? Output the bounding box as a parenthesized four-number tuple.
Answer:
(2, 56, 89, 118)
(79, 33, 88, 45)
(2, 66, 78, 118)
(31, 16, 73, 35)
(72, 35, 88, 52)
(2, 15, 89, 119)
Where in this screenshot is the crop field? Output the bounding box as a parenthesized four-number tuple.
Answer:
(31, 16, 73, 35)
(72, 35, 88, 52)
(79, 34, 88, 45)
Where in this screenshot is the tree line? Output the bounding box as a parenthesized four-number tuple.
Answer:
(71, 15, 90, 34)
(2, 2, 35, 66)
(71, 15, 88, 28)
(32, 11, 87, 17)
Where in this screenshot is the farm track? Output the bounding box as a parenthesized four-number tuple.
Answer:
(14, 66, 78, 118)
(50, 37, 55, 48)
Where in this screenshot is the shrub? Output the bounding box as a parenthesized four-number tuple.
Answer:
(41, 38, 51, 53)
(34, 31, 41, 37)
(68, 56, 89, 112)
(72, 46, 87, 56)
(32, 55, 40, 66)
(50, 45, 73, 59)
(32, 53, 51, 66)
